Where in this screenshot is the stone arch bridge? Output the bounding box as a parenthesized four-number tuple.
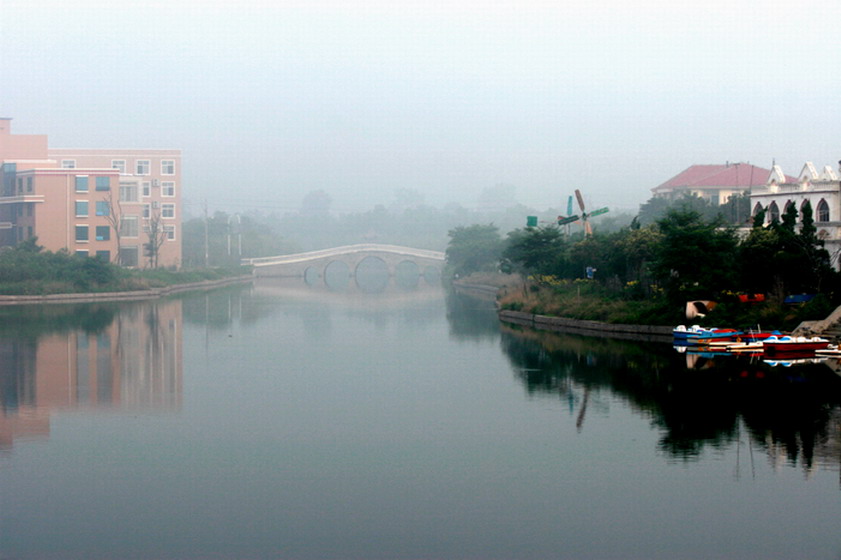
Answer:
(242, 244, 446, 283)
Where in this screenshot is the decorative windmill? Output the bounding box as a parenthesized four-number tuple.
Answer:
(572, 189, 609, 236)
(556, 196, 578, 228)
(548, 190, 610, 234)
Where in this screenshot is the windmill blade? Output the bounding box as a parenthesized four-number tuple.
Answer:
(575, 189, 586, 213)
(567, 196, 574, 217)
(575, 189, 592, 235)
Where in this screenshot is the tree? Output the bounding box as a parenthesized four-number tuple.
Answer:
(16, 236, 43, 253)
(145, 206, 168, 268)
(737, 226, 782, 294)
(610, 225, 663, 287)
(300, 189, 332, 216)
(502, 225, 565, 276)
(103, 189, 123, 265)
(751, 206, 766, 229)
(445, 224, 503, 277)
(719, 193, 752, 225)
(652, 209, 739, 303)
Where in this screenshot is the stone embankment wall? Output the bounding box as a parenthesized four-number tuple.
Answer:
(499, 309, 674, 343)
(0, 276, 252, 306)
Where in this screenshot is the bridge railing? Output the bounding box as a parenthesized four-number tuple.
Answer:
(242, 244, 446, 267)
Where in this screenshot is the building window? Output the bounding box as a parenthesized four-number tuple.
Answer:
(112, 160, 126, 173)
(119, 246, 139, 267)
(818, 199, 830, 222)
(162, 204, 175, 219)
(62, 160, 76, 169)
(95, 176, 110, 191)
(26, 177, 32, 192)
(76, 250, 89, 258)
(75, 176, 89, 192)
(26, 203, 32, 217)
(768, 202, 780, 223)
(164, 225, 176, 240)
(75, 201, 89, 217)
(16, 178, 22, 193)
(161, 160, 175, 175)
(120, 182, 138, 202)
(142, 204, 151, 219)
(120, 215, 139, 238)
(142, 181, 151, 197)
(161, 181, 175, 197)
(75, 225, 89, 242)
(96, 250, 111, 262)
(96, 201, 109, 216)
(95, 225, 110, 241)
(136, 160, 150, 175)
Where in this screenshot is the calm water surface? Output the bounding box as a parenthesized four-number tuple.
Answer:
(1, 279, 840, 560)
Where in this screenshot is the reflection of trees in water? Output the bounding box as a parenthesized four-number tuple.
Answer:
(499, 325, 841, 475)
(181, 284, 262, 329)
(0, 303, 119, 338)
(445, 291, 502, 341)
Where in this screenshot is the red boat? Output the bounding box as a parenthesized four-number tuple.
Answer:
(761, 336, 830, 356)
(737, 330, 782, 342)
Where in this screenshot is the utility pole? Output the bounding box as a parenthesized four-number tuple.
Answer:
(227, 213, 241, 259)
(203, 199, 209, 268)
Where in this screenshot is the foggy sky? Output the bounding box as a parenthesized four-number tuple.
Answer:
(2, 0, 840, 216)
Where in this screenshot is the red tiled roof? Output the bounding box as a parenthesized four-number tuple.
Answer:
(653, 163, 786, 192)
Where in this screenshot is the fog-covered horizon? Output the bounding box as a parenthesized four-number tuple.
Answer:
(3, 0, 839, 217)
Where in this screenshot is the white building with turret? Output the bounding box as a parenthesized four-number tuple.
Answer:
(750, 161, 841, 267)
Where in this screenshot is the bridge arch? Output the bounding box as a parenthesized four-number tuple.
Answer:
(244, 244, 445, 290)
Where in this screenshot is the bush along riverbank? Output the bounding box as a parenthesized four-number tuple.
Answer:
(0, 239, 252, 303)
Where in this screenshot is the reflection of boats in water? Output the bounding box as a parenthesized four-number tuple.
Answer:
(764, 357, 834, 367)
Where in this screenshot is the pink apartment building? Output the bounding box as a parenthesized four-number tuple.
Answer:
(0, 118, 182, 268)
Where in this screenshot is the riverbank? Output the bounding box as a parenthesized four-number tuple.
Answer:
(0, 275, 253, 305)
(454, 273, 674, 342)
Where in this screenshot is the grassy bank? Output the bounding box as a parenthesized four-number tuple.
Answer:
(496, 277, 678, 325)
(461, 273, 835, 332)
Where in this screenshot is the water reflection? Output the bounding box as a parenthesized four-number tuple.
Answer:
(0, 300, 182, 450)
(496, 321, 841, 481)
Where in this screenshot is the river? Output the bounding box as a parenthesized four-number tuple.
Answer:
(1, 279, 840, 559)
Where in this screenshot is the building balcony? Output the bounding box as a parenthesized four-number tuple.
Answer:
(0, 194, 45, 205)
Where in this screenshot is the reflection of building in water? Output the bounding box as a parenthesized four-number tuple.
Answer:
(0, 301, 182, 450)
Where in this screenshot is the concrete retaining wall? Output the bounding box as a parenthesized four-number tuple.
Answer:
(499, 309, 674, 343)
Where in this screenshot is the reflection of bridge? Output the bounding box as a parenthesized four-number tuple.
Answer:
(242, 244, 446, 284)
